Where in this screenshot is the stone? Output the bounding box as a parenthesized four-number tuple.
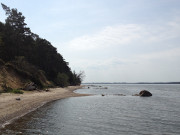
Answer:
(45, 89, 49, 92)
(16, 98, 21, 101)
(24, 82, 37, 91)
(139, 90, 152, 97)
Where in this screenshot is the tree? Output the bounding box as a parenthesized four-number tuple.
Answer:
(0, 27, 4, 58)
(56, 73, 69, 87)
(1, 3, 31, 36)
(70, 71, 85, 85)
(77, 71, 85, 83)
(0, 3, 84, 87)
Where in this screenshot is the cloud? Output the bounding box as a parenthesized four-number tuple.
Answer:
(136, 47, 180, 61)
(66, 24, 143, 51)
(73, 47, 180, 69)
(65, 19, 180, 51)
(61, 18, 180, 82)
(69, 47, 180, 82)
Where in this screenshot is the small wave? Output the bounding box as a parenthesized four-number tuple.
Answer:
(1, 101, 48, 129)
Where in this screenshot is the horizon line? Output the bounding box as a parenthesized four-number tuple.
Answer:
(82, 82, 180, 84)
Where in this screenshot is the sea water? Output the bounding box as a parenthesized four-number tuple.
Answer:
(1, 84, 180, 135)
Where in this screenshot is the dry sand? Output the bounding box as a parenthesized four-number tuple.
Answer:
(0, 86, 89, 128)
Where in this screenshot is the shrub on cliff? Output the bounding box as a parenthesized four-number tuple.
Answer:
(1, 84, 23, 94)
(12, 89, 24, 94)
(56, 73, 69, 87)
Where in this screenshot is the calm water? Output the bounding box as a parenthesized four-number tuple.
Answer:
(1, 84, 180, 135)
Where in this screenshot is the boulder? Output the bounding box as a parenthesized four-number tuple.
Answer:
(24, 82, 37, 91)
(139, 90, 152, 97)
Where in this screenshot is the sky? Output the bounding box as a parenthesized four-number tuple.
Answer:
(0, 0, 180, 82)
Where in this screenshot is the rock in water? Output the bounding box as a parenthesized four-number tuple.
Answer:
(139, 90, 152, 97)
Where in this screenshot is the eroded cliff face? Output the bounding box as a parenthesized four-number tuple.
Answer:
(0, 66, 26, 91)
(0, 60, 52, 91)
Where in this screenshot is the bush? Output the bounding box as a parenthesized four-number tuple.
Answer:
(2, 84, 13, 92)
(1, 84, 23, 94)
(12, 89, 24, 94)
(55, 73, 69, 87)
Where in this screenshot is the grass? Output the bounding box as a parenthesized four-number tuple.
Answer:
(1, 84, 24, 94)
(2, 87, 24, 94)
(11, 89, 24, 94)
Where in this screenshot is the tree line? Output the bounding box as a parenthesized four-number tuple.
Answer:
(0, 3, 84, 88)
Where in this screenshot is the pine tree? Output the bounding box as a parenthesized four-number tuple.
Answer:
(1, 3, 31, 36)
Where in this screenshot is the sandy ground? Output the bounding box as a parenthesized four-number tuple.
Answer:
(0, 86, 89, 127)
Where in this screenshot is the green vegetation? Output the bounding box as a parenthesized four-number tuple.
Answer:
(11, 89, 24, 94)
(0, 3, 84, 89)
(1, 84, 24, 94)
(56, 73, 69, 87)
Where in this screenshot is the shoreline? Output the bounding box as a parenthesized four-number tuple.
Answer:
(0, 86, 89, 128)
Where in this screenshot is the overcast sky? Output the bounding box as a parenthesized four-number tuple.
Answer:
(0, 0, 180, 82)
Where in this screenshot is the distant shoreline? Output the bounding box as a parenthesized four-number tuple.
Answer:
(83, 82, 180, 84)
(0, 86, 89, 128)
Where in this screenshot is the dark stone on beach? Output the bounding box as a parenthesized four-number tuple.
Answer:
(45, 89, 49, 92)
(101, 94, 105, 96)
(139, 90, 152, 97)
(16, 98, 21, 101)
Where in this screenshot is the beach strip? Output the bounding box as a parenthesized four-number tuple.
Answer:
(0, 86, 89, 128)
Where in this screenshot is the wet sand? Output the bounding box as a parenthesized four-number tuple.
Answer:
(0, 86, 89, 128)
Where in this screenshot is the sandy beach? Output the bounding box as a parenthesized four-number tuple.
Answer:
(0, 86, 89, 128)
